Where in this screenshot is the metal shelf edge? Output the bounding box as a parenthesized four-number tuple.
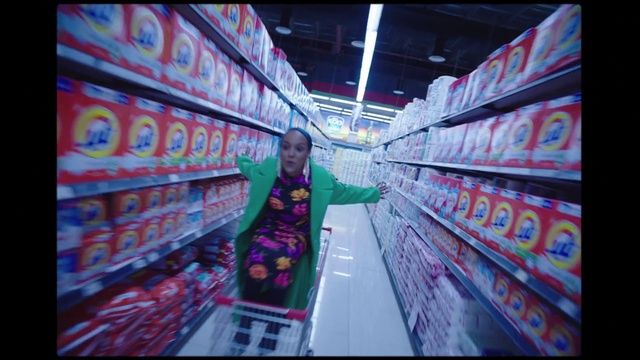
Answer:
(385, 159, 581, 182)
(57, 168, 241, 201)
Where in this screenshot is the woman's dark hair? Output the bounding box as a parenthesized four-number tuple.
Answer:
(287, 127, 313, 152)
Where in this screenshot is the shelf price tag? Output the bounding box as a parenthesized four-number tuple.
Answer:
(82, 281, 103, 297)
(408, 306, 419, 331)
(180, 327, 189, 336)
(147, 252, 160, 263)
(171, 242, 181, 251)
(57, 186, 74, 200)
(169, 174, 179, 182)
(133, 258, 147, 269)
(557, 297, 579, 318)
(514, 269, 529, 283)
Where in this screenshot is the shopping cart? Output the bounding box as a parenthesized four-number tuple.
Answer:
(207, 227, 332, 356)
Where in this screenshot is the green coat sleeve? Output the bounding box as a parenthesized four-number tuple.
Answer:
(329, 174, 381, 205)
(236, 156, 257, 181)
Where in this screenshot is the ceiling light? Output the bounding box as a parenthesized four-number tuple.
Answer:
(318, 104, 343, 111)
(429, 37, 446, 63)
(276, 26, 292, 35)
(310, 94, 329, 100)
(356, 4, 384, 102)
(362, 115, 391, 123)
(362, 112, 394, 120)
(276, 7, 293, 35)
(345, 80, 357, 86)
(329, 97, 358, 106)
(392, 78, 405, 95)
(351, 40, 365, 48)
(297, 71, 308, 77)
(366, 104, 397, 112)
(320, 108, 343, 114)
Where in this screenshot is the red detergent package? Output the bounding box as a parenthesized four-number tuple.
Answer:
(207, 119, 228, 170)
(57, 78, 131, 184)
(121, 97, 168, 178)
(502, 102, 546, 168)
(188, 114, 213, 173)
(121, 5, 171, 80)
(531, 94, 581, 170)
(163, 9, 201, 94)
(160, 107, 193, 174)
(57, 4, 127, 65)
(193, 38, 218, 102)
(485, 44, 511, 101)
(498, 27, 537, 94)
(226, 62, 244, 113)
(222, 123, 239, 169)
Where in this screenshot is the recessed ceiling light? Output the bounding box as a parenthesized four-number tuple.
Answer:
(351, 40, 365, 48)
(345, 80, 357, 86)
(276, 26, 292, 35)
(297, 71, 308, 77)
(393, 89, 405, 95)
(428, 55, 446, 63)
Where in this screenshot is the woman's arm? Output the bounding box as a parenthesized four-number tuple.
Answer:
(329, 175, 382, 205)
(236, 155, 257, 181)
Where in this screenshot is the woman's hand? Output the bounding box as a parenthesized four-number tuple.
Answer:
(376, 182, 391, 199)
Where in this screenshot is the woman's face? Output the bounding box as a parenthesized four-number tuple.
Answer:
(280, 130, 310, 177)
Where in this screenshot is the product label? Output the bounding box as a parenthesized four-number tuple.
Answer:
(129, 115, 159, 158)
(165, 122, 188, 158)
(514, 209, 542, 251)
(533, 111, 572, 164)
(73, 106, 122, 159)
(130, 6, 164, 59)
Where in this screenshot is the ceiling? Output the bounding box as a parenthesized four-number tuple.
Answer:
(253, 4, 560, 105)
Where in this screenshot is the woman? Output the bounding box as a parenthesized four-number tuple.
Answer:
(233, 127, 389, 352)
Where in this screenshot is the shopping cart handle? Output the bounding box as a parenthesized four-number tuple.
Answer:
(321, 227, 332, 234)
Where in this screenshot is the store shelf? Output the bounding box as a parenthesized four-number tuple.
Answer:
(385, 159, 581, 182)
(389, 203, 538, 356)
(331, 139, 373, 151)
(393, 188, 581, 323)
(313, 143, 329, 150)
(172, 5, 326, 139)
(440, 64, 581, 126)
(57, 208, 244, 313)
(57, 168, 241, 201)
(57, 44, 285, 136)
(161, 275, 237, 356)
(374, 64, 581, 149)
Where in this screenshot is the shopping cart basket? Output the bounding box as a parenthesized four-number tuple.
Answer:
(207, 227, 332, 356)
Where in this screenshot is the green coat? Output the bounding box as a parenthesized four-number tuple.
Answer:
(235, 155, 381, 310)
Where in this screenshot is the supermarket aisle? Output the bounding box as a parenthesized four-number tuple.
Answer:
(177, 203, 413, 356)
(308, 204, 414, 356)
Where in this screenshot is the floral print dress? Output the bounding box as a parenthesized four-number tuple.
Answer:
(244, 171, 311, 291)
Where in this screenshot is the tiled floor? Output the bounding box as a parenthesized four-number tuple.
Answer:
(177, 203, 414, 356)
